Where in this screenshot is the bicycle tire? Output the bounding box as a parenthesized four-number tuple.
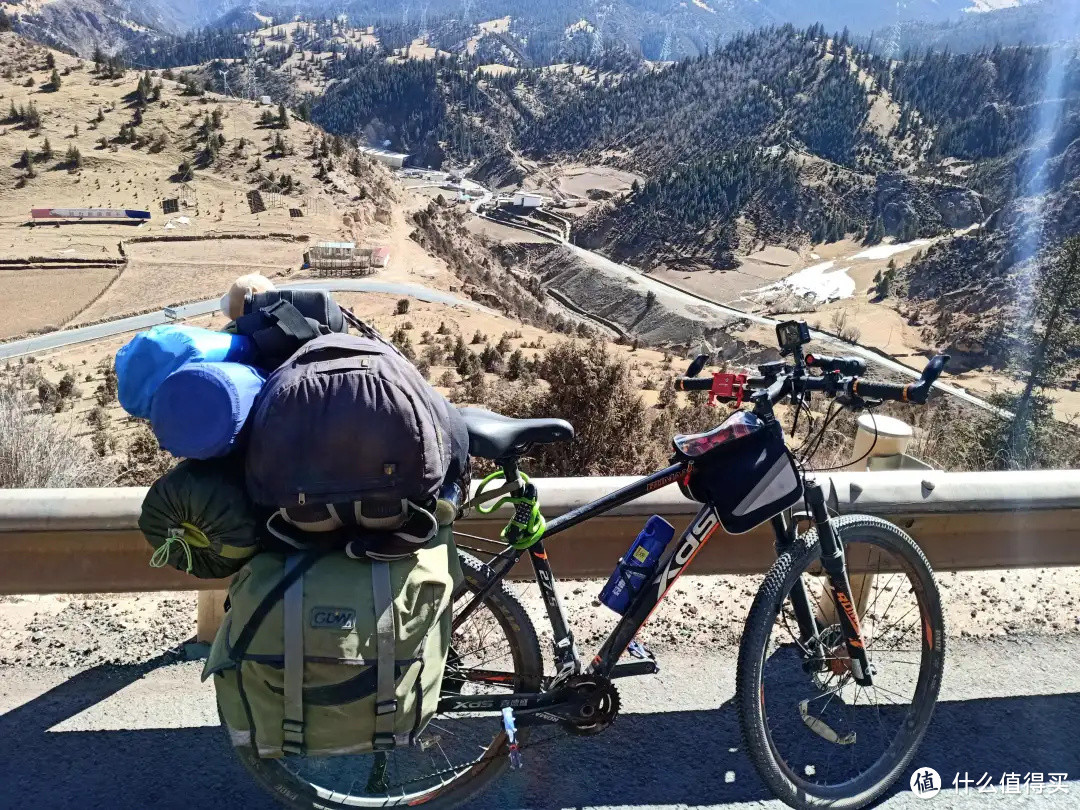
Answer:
(232, 550, 544, 810)
(736, 515, 945, 810)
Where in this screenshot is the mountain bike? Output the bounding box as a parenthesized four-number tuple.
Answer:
(236, 320, 949, 810)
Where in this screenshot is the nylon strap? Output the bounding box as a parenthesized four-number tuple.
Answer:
(371, 561, 399, 750)
(281, 555, 306, 754)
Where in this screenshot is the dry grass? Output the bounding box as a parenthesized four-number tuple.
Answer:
(0, 386, 112, 487)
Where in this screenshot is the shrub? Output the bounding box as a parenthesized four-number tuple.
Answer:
(0, 388, 112, 487)
(395, 298, 410, 315)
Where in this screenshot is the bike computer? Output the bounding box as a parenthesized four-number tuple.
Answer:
(775, 320, 811, 352)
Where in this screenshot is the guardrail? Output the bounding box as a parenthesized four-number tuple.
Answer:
(2, 470, 1079, 598)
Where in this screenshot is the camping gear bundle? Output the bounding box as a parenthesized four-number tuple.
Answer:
(120, 282, 467, 758)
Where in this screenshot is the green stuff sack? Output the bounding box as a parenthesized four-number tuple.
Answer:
(203, 526, 460, 758)
(139, 458, 262, 579)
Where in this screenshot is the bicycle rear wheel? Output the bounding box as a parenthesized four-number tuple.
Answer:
(736, 515, 944, 810)
(233, 551, 543, 810)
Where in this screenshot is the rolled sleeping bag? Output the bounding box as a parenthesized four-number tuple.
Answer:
(139, 458, 262, 579)
(150, 361, 265, 460)
(117, 324, 257, 419)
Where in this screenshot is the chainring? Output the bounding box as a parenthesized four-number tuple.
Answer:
(560, 675, 621, 736)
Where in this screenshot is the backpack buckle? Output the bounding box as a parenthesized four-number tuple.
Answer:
(372, 733, 397, 751)
(375, 699, 399, 716)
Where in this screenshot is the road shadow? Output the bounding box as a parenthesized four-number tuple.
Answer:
(2, 659, 1078, 809)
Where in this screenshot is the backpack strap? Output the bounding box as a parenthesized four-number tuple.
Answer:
(370, 560, 402, 751)
(230, 552, 319, 661)
(281, 554, 306, 755)
(235, 300, 321, 367)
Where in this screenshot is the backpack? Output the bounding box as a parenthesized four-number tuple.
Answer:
(203, 526, 460, 757)
(245, 333, 465, 559)
(234, 290, 347, 369)
(139, 458, 262, 579)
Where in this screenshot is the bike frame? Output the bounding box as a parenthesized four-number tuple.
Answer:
(438, 454, 871, 717)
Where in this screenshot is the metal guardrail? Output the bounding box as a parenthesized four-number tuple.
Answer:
(1, 469, 1080, 596)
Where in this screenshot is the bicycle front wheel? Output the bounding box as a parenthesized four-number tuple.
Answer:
(736, 515, 945, 810)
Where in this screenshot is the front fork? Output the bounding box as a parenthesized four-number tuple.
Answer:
(779, 481, 874, 687)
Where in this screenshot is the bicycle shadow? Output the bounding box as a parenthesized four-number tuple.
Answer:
(2, 657, 1078, 809)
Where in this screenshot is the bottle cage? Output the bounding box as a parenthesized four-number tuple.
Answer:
(472, 470, 546, 550)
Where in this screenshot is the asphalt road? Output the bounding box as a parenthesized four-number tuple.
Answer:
(0, 280, 485, 361)
(1, 634, 1076, 809)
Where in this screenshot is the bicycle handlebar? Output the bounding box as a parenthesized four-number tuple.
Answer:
(674, 354, 950, 407)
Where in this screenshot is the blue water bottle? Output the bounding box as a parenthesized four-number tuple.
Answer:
(599, 516, 676, 615)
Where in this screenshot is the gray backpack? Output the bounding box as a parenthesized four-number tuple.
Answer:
(245, 333, 459, 559)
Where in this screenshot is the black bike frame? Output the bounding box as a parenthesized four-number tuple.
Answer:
(440, 460, 839, 716)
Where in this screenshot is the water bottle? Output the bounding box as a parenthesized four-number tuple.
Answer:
(598, 516, 676, 615)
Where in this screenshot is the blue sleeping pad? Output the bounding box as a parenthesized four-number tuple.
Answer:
(150, 362, 266, 460)
(116, 325, 257, 419)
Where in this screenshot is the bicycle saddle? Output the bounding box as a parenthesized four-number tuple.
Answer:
(458, 407, 574, 460)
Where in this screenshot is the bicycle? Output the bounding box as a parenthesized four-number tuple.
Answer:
(235, 319, 949, 810)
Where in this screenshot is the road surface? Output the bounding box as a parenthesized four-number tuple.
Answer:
(0, 280, 486, 361)
(1, 634, 1076, 809)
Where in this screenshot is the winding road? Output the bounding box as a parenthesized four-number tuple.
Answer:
(0, 280, 486, 361)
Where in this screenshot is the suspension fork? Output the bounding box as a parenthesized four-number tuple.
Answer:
(804, 480, 874, 686)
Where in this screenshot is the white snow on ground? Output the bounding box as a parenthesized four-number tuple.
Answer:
(778, 260, 856, 302)
(851, 239, 932, 261)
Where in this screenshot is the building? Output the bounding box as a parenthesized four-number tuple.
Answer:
(304, 242, 390, 275)
(511, 192, 543, 209)
(358, 146, 410, 169)
(259, 95, 272, 106)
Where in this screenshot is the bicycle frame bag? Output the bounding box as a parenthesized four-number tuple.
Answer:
(139, 458, 262, 579)
(203, 525, 460, 758)
(116, 325, 257, 419)
(245, 333, 460, 558)
(234, 290, 347, 369)
(674, 410, 803, 534)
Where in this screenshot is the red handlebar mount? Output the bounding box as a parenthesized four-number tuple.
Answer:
(709, 372, 748, 407)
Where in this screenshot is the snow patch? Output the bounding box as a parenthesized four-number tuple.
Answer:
(780, 261, 856, 303)
(851, 239, 932, 261)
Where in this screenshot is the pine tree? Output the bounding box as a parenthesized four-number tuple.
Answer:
(1006, 236, 1080, 465)
(40, 138, 52, 160)
(277, 102, 290, 129)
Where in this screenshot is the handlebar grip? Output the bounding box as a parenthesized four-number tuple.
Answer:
(806, 354, 867, 376)
(674, 376, 714, 391)
(849, 355, 950, 404)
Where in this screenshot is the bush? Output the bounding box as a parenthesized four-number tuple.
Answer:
(0, 388, 112, 487)
(395, 298, 410, 315)
(116, 425, 175, 485)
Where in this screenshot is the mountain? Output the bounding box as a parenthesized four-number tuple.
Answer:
(0, 0, 1045, 60)
(0, 0, 246, 55)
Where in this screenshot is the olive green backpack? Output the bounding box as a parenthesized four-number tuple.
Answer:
(203, 526, 461, 757)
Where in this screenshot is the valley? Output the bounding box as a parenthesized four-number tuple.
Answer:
(0, 0, 1077, 474)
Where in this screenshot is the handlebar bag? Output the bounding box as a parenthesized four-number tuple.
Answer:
(673, 411, 803, 534)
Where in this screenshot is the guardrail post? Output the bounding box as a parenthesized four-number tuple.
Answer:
(197, 589, 228, 643)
